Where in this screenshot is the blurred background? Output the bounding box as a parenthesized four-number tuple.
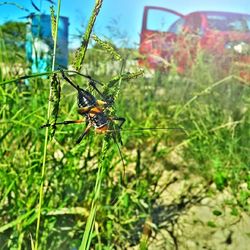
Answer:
(1, 0, 250, 48)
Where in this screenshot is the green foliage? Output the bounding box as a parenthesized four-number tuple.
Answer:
(207, 221, 217, 228)
(0, 21, 26, 45)
(0, 21, 26, 66)
(1, 49, 250, 248)
(212, 210, 222, 216)
(92, 34, 122, 61)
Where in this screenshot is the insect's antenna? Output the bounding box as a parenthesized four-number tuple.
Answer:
(66, 70, 103, 86)
(60, 69, 79, 90)
(111, 133, 126, 184)
(61, 70, 106, 99)
(88, 79, 105, 98)
(107, 127, 186, 133)
(40, 119, 85, 128)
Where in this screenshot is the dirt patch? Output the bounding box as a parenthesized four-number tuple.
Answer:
(147, 171, 250, 250)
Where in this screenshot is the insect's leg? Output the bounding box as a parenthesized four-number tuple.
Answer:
(76, 123, 92, 144)
(41, 119, 85, 128)
(88, 79, 115, 106)
(87, 78, 115, 105)
(111, 117, 126, 129)
(96, 99, 108, 107)
(61, 70, 110, 103)
(109, 116, 127, 184)
(109, 117, 126, 146)
(60, 70, 79, 90)
(88, 79, 104, 97)
(111, 130, 126, 183)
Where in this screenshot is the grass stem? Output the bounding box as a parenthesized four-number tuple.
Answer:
(74, 0, 103, 71)
(35, 1, 61, 249)
(79, 140, 109, 250)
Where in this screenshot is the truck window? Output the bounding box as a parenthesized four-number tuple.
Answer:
(168, 18, 185, 34)
(147, 9, 181, 32)
(206, 14, 250, 32)
(186, 14, 202, 35)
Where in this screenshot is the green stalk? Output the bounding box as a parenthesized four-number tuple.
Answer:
(74, 0, 103, 71)
(79, 140, 109, 250)
(0, 71, 59, 85)
(35, 1, 61, 249)
(0, 70, 89, 85)
(73, 1, 107, 248)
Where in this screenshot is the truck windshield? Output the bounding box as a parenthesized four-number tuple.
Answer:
(147, 9, 181, 32)
(206, 13, 250, 32)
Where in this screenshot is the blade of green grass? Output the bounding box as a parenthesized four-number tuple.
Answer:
(35, 0, 61, 249)
(79, 140, 109, 250)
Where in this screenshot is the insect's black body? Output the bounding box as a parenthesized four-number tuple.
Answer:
(77, 88, 97, 109)
(60, 71, 110, 132)
(77, 89, 109, 131)
(88, 108, 109, 129)
(61, 70, 98, 110)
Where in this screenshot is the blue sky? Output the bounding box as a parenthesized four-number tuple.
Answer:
(1, 0, 250, 48)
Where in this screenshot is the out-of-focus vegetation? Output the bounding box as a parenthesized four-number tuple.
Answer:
(0, 21, 27, 80)
(0, 21, 26, 61)
(0, 3, 250, 250)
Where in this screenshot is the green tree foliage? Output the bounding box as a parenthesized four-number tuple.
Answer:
(0, 21, 26, 62)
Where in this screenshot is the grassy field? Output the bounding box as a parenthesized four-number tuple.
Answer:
(0, 1, 250, 250)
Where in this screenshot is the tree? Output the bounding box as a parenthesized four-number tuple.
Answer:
(0, 21, 26, 62)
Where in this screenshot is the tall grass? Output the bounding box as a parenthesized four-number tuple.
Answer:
(35, 1, 62, 249)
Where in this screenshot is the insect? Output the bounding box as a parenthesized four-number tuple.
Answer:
(41, 70, 125, 144)
(42, 70, 185, 153)
(42, 70, 185, 174)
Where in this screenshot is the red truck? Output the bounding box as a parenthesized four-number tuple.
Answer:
(139, 6, 250, 77)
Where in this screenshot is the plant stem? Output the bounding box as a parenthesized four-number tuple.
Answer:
(0, 70, 89, 85)
(35, 1, 61, 249)
(79, 140, 109, 250)
(74, 0, 103, 71)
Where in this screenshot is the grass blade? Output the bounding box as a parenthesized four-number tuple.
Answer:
(92, 34, 122, 61)
(35, 0, 61, 249)
(79, 140, 109, 250)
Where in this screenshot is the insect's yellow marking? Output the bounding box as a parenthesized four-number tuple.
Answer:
(78, 107, 90, 114)
(96, 100, 107, 106)
(90, 107, 103, 113)
(95, 125, 108, 133)
(75, 120, 84, 124)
